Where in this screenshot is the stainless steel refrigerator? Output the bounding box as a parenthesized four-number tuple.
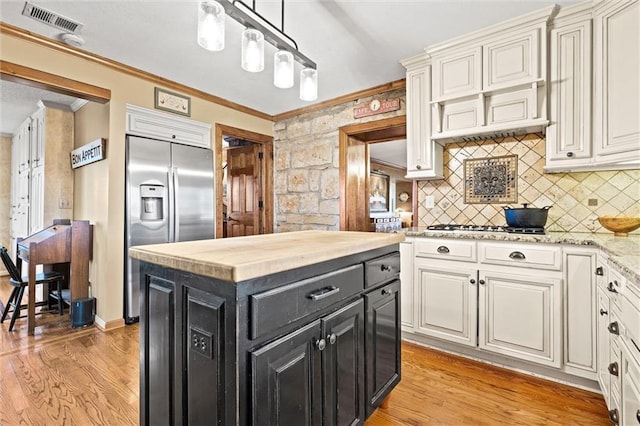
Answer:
(124, 135, 214, 323)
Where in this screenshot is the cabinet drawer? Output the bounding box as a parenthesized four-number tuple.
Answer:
(479, 242, 561, 270)
(415, 239, 476, 262)
(250, 264, 364, 340)
(365, 253, 400, 288)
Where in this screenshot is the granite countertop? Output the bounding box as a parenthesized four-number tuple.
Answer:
(129, 230, 405, 282)
(403, 228, 640, 284)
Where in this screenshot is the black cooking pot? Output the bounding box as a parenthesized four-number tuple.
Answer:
(503, 203, 552, 228)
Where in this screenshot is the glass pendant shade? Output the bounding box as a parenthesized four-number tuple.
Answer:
(299, 68, 318, 101)
(241, 29, 264, 72)
(273, 50, 294, 88)
(197, 1, 225, 51)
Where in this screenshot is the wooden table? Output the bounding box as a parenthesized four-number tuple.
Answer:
(17, 220, 91, 335)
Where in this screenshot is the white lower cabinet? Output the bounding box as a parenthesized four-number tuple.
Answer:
(410, 238, 563, 369)
(414, 259, 477, 347)
(400, 240, 415, 331)
(621, 343, 640, 426)
(478, 271, 561, 368)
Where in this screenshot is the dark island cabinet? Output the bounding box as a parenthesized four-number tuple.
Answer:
(365, 279, 401, 417)
(251, 299, 364, 426)
(138, 245, 400, 426)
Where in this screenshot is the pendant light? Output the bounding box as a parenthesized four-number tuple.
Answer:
(241, 28, 264, 72)
(274, 50, 294, 89)
(299, 68, 318, 101)
(197, 1, 225, 52)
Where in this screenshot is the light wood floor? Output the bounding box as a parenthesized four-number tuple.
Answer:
(0, 276, 609, 425)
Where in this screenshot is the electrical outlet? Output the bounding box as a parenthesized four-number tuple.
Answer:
(588, 198, 598, 206)
(190, 327, 213, 359)
(59, 198, 71, 209)
(425, 195, 435, 209)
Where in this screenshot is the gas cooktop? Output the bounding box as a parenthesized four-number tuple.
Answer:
(427, 224, 546, 234)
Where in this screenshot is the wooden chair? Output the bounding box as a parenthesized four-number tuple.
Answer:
(0, 245, 65, 332)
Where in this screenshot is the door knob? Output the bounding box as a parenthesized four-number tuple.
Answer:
(327, 333, 337, 345)
(315, 338, 326, 351)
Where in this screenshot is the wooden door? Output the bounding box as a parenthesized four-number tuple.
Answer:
(226, 144, 261, 237)
(341, 137, 369, 231)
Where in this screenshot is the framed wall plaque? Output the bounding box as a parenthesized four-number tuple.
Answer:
(369, 171, 390, 213)
(464, 155, 518, 204)
(154, 87, 191, 116)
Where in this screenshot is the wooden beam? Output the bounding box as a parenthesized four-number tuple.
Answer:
(0, 60, 111, 104)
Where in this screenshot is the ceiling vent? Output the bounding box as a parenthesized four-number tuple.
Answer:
(21, 2, 84, 33)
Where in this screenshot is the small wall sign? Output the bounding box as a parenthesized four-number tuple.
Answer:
(354, 98, 400, 119)
(71, 138, 106, 169)
(155, 87, 191, 116)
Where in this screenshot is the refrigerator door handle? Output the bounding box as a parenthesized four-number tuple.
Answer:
(173, 167, 180, 242)
(167, 169, 175, 242)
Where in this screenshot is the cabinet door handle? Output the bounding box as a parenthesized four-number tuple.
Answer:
(380, 264, 392, 272)
(607, 282, 618, 293)
(470, 279, 476, 284)
(315, 338, 326, 351)
(381, 288, 392, 296)
(636, 409, 639, 424)
(609, 409, 619, 425)
(566, 151, 574, 158)
(307, 286, 340, 301)
(416, 164, 422, 170)
(509, 251, 526, 260)
(600, 309, 608, 316)
(608, 321, 619, 335)
(595, 266, 604, 276)
(608, 362, 619, 376)
(327, 333, 337, 345)
(437, 246, 450, 254)
(478, 279, 485, 285)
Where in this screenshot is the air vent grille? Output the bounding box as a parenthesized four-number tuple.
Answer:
(22, 2, 84, 33)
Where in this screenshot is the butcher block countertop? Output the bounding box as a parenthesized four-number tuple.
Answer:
(129, 230, 405, 282)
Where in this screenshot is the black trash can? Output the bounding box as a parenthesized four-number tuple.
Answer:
(71, 297, 96, 328)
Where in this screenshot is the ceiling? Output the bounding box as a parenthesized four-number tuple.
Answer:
(0, 0, 578, 135)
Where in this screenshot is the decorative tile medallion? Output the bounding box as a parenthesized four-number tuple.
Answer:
(464, 155, 517, 204)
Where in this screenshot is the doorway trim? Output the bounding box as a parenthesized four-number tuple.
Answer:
(339, 115, 414, 231)
(215, 124, 274, 238)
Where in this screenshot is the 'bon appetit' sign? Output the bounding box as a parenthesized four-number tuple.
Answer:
(71, 138, 106, 169)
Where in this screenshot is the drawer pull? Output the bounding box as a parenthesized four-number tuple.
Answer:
(509, 251, 526, 260)
(608, 362, 619, 377)
(327, 333, 337, 345)
(608, 321, 619, 335)
(437, 246, 450, 254)
(607, 282, 618, 293)
(307, 286, 340, 301)
(600, 309, 608, 316)
(315, 338, 326, 351)
(380, 264, 392, 272)
(470, 279, 476, 284)
(595, 266, 604, 276)
(609, 408, 619, 425)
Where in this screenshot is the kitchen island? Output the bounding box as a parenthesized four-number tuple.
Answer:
(129, 230, 405, 425)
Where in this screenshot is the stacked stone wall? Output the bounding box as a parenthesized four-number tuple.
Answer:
(273, 88, 406, 232)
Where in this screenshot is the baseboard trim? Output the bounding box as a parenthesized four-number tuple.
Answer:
(94, 316, 125, 331)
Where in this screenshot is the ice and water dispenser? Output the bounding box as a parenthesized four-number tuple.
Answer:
(140, 184, 164, 221)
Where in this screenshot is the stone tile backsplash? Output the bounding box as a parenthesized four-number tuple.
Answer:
(417, 133, 640, 233)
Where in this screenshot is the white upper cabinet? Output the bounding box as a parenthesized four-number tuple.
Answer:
(593, 0, 640, 165)
(547, 7, 593, 168)
(426, 6, 554, 142)
(483, 28, 541, 91)
(401, 54, 444, 180)
(546, 0, 639, 172)
(432, 47, 481, 101)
